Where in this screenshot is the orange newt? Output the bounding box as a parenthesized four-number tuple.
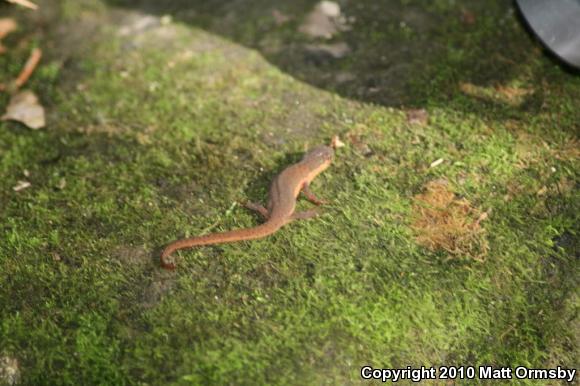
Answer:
(161, 145, 334, 269)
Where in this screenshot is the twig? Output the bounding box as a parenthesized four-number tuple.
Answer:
(13, 47, 42, 88)
(5, 0, 38, 10)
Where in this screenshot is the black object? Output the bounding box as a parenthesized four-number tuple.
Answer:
(516, 0, 580, 69)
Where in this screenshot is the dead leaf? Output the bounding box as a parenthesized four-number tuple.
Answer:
(0, 18, 17, 54)
(6, 0, 38, 10)
(460, 9, 476, 25)
(304, 42, 350, 59)
(0, 355, 20, 386)
(12, 180, 31, 191)
(318, 1, 340, 17)
(346, 130, 373, 156)
(475, 210, 489, 226)
(299, 1, 348, 39)
(272, 9, 290, 25)
(0, 19, 17, 39)
(1, 90, 46, 129)
(330, 134, 345, 148)
(536, 186, 548, 196)
(406, 108, 429, 126)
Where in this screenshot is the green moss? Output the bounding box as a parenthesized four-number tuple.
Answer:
(0, 0, 578, 385)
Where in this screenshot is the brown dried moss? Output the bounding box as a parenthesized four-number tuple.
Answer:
(412, 179, 489, 261)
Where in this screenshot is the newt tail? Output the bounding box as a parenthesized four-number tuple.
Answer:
(160, 145, 334, 270)
(160, 221, 284, 269)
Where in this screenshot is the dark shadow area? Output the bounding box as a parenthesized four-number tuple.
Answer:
(100, 0, 564, 118)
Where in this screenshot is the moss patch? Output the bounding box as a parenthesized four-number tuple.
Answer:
(0, 0, 578, 385)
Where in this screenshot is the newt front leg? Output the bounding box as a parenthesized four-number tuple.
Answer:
(301, 183, 327, 205)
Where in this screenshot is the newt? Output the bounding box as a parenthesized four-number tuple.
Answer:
(160, 145, 334, 269)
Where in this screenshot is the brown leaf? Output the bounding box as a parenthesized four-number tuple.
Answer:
(460, 9, 476, 25)
(0, 18, 17, 39)
(272, 9, 290, 25)
(406, 108, 429, 126)
(1, 90, 46, 129)
(0, 18, 17, 54)
(6, 0, 38, 10)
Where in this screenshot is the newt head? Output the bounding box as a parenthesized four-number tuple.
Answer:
(302, 145, 334, 176)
